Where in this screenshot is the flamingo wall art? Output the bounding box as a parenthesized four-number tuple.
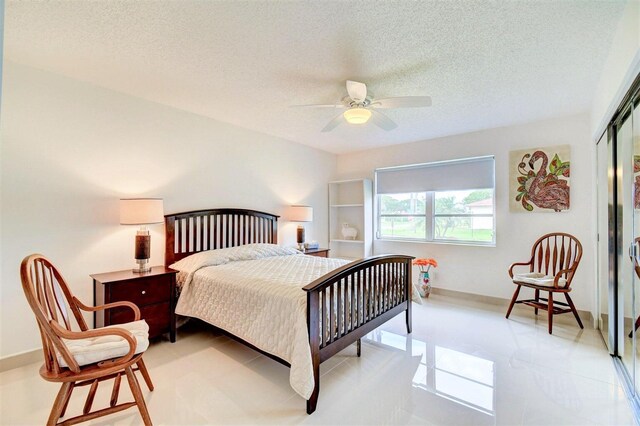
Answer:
(509, 145, 571, 213)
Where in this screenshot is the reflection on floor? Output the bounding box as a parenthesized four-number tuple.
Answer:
(370, 329, 496, 417)
(0, 294, 634, 425)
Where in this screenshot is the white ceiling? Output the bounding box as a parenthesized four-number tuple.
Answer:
(4, 1, 627, 154)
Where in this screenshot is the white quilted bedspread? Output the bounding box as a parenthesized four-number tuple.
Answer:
(173, 246, 349, 399)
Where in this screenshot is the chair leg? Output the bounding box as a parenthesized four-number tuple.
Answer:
(565, 293, 584, 329)
(547, 292, 554, 334)
(47, 382, 72, 426)
(83, 379, 99, 415)
(125, 366, 153, 426)
(59, 382, 75, 418)
(534, 289, 540, 315)
(137, 358, 154, 391)
(506, 285, 521, 318)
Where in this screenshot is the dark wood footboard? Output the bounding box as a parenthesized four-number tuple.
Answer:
(303, 255, 414, 414)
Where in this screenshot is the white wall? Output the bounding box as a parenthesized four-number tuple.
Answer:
(336, 114, 595, 312)
(591, 0, 640, 139)
(0, 62, 336, 358)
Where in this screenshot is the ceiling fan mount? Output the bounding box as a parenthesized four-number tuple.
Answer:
(292, 80, 432, 132)
(341, 96, 372, 108)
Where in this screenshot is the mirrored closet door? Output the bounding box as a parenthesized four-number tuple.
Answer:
(596, 129, 613, 352)
(616, 103, 636, 381)
(596, 76, 640, 398)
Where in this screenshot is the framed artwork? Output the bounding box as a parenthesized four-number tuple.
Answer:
(509, 145, 571, 213)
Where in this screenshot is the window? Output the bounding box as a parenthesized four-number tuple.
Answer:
(375, 156, 495, 245)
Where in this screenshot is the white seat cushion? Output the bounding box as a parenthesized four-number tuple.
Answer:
(513, 272, 567, 288)
(57, 320, 150, 368)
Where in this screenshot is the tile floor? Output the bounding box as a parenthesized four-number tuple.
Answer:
(0, 294, 635, 425)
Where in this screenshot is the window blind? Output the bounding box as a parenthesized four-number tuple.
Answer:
(375, 156, 495, 194)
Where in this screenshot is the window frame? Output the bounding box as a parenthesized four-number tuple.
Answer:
(374, 157, 496, 247)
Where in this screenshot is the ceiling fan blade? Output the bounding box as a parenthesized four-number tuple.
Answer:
(371, 96, 432, 108)
(346, 80, 367, 103)
(290, 103, 346, 108)
(321, 113, 345, 132)
(370, 110, 398, 131)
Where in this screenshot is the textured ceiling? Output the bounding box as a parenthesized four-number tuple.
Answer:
(4, 1, 627, 154)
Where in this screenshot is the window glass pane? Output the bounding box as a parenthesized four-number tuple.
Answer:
(434, 189, 494, 215)
(380, 193, 426, 215)
(434, 217, 494, 242)
(380, 216, 425, 239)
(375, 157, 496, 246)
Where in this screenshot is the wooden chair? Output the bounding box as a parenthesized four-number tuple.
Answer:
(505, 233, 583, 334)
(20, 254, 154, 425)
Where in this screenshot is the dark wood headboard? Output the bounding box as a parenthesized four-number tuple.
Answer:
(164, 208, 279, 265)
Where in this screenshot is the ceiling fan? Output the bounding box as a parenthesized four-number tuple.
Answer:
(293, 80, 432, 132)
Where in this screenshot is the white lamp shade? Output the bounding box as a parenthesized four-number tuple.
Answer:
(288, 205, 313, 222)
(343, 107, 372, 124)
(120, 199, 164, 225)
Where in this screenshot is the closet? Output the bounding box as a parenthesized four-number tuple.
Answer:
(597, 74, 640, 399)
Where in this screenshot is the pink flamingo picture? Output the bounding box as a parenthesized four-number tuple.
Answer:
(515, 149, 570, 212)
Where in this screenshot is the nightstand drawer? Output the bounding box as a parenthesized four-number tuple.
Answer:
(110, 276, 171, 307)
(111, 302, 171, 338)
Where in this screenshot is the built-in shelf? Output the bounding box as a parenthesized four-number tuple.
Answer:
(328, 179, 372, 259)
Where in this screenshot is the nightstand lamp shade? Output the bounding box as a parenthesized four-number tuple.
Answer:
(288, 205, 313, 251)
(120, 198, 164, 273)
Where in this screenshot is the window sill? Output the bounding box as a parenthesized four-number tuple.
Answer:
(376, 238, 496, 248)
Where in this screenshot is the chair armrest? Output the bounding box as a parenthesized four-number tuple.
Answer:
(508, 261, 533, 278)
(50, 321, 137, 368)
(553, 268, 574, 288)
(74, 297, 141, 321)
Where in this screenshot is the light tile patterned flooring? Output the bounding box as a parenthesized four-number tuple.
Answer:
(0, 294, 635, 425)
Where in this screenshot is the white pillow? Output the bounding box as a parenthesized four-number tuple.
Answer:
(222, 243, 301, 262)
(171, 244, 301, 287)
(170, 250, 230, 287)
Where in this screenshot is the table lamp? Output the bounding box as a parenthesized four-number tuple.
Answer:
(288, 205, 313, 251)
(120, 198, 164, 273)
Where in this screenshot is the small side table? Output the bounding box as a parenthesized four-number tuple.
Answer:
(304, 248, 330, 258)
(92, 266, 177, 342)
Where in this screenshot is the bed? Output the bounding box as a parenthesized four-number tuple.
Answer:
(164, 208, 413, 414)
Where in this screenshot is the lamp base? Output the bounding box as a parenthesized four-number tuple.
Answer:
(133, 228, 151, 273)
(297, 225, 305, 252)
(133, 259, 151, 274)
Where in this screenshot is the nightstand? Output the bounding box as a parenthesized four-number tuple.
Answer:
(304, 248, 330, 258)
(92, 266, 177, 342)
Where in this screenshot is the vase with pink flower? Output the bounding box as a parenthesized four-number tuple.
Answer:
(413, 258, 438, 298)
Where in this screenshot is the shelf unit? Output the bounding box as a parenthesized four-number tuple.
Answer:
(328, 179, 372, 260)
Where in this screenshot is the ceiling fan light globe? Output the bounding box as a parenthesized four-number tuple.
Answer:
(343, 107, 372, 124)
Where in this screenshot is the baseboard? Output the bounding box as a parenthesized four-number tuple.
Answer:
(0, 288, 593, 372)
(430, 287, 594, 328)
(0, 348, 41, 373)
